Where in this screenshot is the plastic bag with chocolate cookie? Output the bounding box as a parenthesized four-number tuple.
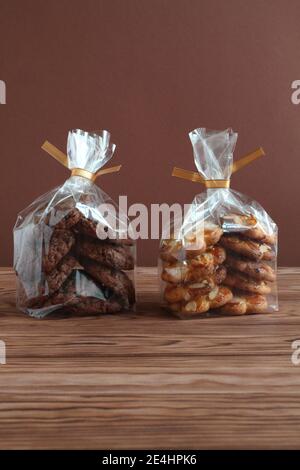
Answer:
(14, 129, 136, 318)
(159, 128, 278, 318)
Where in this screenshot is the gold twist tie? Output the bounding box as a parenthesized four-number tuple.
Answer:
(41, 140, 121, 181)
(172, 147, 265, 188)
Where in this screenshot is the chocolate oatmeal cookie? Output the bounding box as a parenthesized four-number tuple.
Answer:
(46, 254, 78, 293)
(80, 258, 135, 306)
(50, 272, 124, 314)
(73, 216, 99, 238)
(76, 237, 134, 270)
(43, 229, 75, 273)
(64, 296, 122, 315)
(44, 207, 81, 230)
(17, 278, 49, 310)
(73, 215, 134, 246)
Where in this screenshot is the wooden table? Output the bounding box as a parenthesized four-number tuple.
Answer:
(0, 267, 300, 449)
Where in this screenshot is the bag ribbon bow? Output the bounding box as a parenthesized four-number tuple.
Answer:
(172, 147, 265, 188)
(41, 140, 121, 182)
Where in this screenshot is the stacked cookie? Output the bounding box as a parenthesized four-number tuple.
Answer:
(19, 207, 135, 315)
(160, 218, 276, 317)
(160, 224, 233, 316)
(219, 221, 276, 315)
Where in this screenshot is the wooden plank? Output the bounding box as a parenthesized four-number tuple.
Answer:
(0, 267, 299, 449)
(0, 393, 300, 450)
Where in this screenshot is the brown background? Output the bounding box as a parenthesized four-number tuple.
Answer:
(0, 0, 299, 267)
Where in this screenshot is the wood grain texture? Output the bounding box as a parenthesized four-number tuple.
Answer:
(0, 267, 300, 449)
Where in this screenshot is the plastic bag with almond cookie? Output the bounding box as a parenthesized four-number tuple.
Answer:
(14, 129, 136, 318)
(159, 128, 278, 318)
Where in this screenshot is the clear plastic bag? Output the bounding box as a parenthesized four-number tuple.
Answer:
(159, 128, 278, 318)
(14, 129, 136, 318)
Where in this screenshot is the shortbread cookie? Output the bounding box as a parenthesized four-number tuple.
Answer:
(244, 293, 268, 313)
(219, 293, 268, 315)
(161, 258, 213, 284)
(161, 246, 226, 284)
(165, 285, 232, 315)
(209, 245, 226, 265)
(221, 213, 276, 245)
(226, 254, 275, 282)
(208, 285, 233, 309)
(221, 212, 257, 230)
(186, 263, 215, 282)
(184, 223, 223, 254)
(186, 251, 216, 274)
(244, 226, 276, 245)
(43, 229, 75, 273)
(160, 239, 183, 263)
(179, 286, 233, 315)
(188, 245, 226, 265)
(204, 224, 223, 246)
(188, 264, 226, 285)
(214, 265, 227, 284)
(223, 271, 271, 294)
(181, 296, 210, 315)
(160, 225, 223, 262)
(161, 263, 189, 284)
(164, 279, 216, 303)
(220, 234, 275, 261)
